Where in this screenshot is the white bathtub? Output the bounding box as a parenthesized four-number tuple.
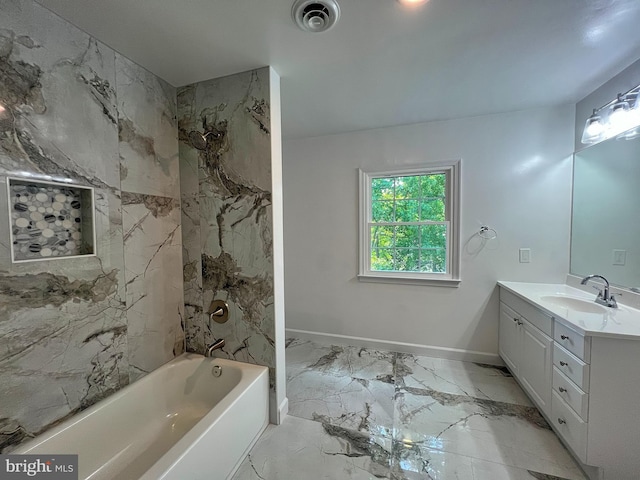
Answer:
(16, 353, 269, 480)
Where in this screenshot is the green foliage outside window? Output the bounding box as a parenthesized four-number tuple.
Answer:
(370, 174, 447, 273)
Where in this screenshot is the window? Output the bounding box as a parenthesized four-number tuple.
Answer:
(358, 161, 460, 286)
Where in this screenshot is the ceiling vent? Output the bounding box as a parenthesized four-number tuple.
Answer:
(292, 0, 341, 33)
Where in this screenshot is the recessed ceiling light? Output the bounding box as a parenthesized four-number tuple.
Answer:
(397, 0, 429, 5)
(292, 0, 341, 33)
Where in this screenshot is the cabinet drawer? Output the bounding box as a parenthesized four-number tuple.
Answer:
(554, 322, 591, 362)
(553, 344, 590, 392)
(551, 391, 588, 462)
(553, 366, 588, 421)
(500, 302, 519, 323)
(501, 289, 553, 336)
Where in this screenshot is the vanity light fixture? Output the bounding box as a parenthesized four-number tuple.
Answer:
(581, 83, 640, 144)
(581, 109, 605, 145)
(397, 0, 429, 5)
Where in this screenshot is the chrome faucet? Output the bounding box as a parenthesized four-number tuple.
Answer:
(580, 274, 618, 308)
(205, 338, 225, 357)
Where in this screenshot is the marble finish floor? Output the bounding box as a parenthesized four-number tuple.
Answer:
(232, 339, 587, 480)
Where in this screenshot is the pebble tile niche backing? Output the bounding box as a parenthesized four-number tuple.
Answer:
(8, 178, 95, 262)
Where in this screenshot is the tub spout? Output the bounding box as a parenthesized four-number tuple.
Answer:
(206, 339, 225, 357)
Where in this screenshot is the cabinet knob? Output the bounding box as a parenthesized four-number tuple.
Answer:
(557, 418, 567, 425)
(517, 320, 523, 325)
(560, 334, 569, 340)
(513, 317, 519, 323)
(558, 387, 567, 393)
(559, 361, 568, 367)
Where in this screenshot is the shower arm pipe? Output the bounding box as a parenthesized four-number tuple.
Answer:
(589, 83, 640, 115)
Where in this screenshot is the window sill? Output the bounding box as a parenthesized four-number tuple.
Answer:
(357, 274, 461, 287)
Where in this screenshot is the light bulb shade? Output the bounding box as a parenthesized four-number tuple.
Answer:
(614, 94, 640, 141)
(608, 99, 632, 135)
(628, 92, 640, 123)
(616, 126, 640, 141)
(581, 112, 605, 144)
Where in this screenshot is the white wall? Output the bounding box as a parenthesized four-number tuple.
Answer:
(283, 106, 575, 360)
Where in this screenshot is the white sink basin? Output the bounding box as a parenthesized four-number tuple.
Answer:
(539, 295, 608, 314)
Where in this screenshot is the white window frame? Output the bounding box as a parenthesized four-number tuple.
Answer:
(358, 161, 461, 287)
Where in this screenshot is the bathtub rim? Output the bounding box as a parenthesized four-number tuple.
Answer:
(141, 355, 269, 479)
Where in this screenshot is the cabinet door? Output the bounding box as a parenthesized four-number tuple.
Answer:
(519, 319, 553, 416)
(499, 302, 520, 375)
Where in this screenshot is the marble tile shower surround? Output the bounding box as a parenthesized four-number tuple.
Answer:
(0, 0, 183, 452)
(121, 192, 184, 382)
(178, 69, 276, 388)
(234, 339, 588, 480)
(116, 53, 180, 199)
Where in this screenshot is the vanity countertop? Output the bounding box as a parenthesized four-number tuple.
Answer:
(498, 281, 640, 340)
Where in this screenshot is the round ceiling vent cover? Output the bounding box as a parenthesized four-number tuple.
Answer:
(292, 0, 341, 33)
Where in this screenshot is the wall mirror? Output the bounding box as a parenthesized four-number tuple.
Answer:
(571, 126, 640, 290)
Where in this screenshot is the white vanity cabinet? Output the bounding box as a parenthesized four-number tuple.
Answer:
(550, 324, 591, 462)
(499, 289, 553, 416)
(498, 282, 640, 480)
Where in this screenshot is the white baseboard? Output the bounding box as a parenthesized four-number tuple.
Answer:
(286, 328, 503, 366)
(269, 394, 289, 425)
(276, 397, 288, 425)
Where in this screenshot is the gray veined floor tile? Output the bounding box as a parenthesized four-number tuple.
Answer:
(395, 353, 532, 406)
(285, 338, 339, 379)
(231, 415, 392, 480)
(286, 338, 395, 382)
(286, 338, 396, 436)
(287, 367, 395, 436)
(392, 387, 585, 479)
(390, 442, 475, 480)
(274, 339, 587, 480)
(470, 458, 579, 480)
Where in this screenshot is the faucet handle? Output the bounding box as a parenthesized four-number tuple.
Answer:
(609, 293, 620, 307)
(208, 300, 229, 324)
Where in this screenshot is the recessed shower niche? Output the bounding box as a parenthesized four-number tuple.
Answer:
(7, 177, 96, 262)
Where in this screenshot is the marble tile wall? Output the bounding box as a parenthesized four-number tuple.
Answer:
(0, 0, 183, 451)
(116, 52, 184, 383)
(121, 192, 184, 382)
(178, 68, 276, 397)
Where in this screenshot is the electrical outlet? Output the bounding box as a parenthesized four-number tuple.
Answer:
(519, 248, 531, 263)
(613, 249, 626, 266)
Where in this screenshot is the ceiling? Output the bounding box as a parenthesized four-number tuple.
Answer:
(36, 0, 640, 139)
